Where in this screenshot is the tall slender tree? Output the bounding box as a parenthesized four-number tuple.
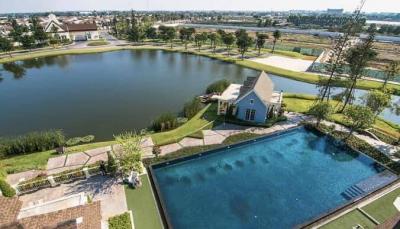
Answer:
(340, 31, 377, 112)
(179, 27, 195, 50)
(271, 30, 281, 53)
(208, 33, 219, 54)
(222, 33, 235, 56)
(255, 33, 268, 56)
(382, 60, 400, 90)
(318, 0, 366, 102)
(235, 29, 253, 60)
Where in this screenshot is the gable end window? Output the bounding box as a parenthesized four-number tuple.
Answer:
(245, 109, 256, 121)
(250, 99, 254, 104)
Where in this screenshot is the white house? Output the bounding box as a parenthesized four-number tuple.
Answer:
(213, 72, 283, 123)
(44, 14, 100, 41)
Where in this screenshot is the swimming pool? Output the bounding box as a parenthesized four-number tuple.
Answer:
(151, 127, 397, 229)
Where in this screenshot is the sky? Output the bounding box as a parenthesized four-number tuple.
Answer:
(0, 0, 399, 14)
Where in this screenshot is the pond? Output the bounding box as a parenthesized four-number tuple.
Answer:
(0, 50, 398, 140)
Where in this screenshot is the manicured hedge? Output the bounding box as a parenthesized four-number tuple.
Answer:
(108, 212, 132, 229)
(0, 179, 16, 197)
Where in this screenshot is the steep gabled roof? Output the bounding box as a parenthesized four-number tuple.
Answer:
(235, 71, 275, 106)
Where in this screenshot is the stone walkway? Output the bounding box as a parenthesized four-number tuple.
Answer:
(46, 137, 155, 175)
(159, 112, 309, 155)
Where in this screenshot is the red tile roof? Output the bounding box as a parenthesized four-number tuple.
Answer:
(62, 23, 97, 32)
(0, 198, 102, 229)
(0, 197, 22, 226)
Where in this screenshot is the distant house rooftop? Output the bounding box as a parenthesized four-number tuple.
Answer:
(62, 23, 97, 32)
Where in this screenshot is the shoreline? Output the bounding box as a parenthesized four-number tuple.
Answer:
(1, 44, 400, 95)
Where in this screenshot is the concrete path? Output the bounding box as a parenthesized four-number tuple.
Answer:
(46, 146, 112, 174)
(157, 112, 309, 155)
(18, 175, 127, 220)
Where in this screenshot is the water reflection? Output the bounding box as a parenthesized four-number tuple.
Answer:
(2, 62, 26, 79)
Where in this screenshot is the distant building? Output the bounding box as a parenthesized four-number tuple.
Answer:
(326, 9, 344, 15)
(214, 71, 283, 123)
(44, 14, 100, 41)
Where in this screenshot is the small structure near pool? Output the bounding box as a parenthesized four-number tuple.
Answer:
(213, 71, 283, 123)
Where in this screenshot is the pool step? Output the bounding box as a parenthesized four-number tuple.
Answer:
(341, 185, 365, 200)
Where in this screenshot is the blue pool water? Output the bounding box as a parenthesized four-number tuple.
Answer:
(152, 127, 392, 229)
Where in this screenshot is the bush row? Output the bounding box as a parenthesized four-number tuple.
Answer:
(206, 79, 230, 94)
(183, 97, 203, 119)
(0, 130, 65, 158)
(108, 212, 132, 229)
(306, 123, 400, 174)
(152, 113, 179, 132)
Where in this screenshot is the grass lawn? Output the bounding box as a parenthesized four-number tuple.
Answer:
(320, 209, 377, 229)
(0, 140, 115, 176)
(124, 174, 163, 229)
(283, 94, 400, 139)
(87, 40, 110, 46)
(362, 187, 400, 223)
(151, 103, 219, 146)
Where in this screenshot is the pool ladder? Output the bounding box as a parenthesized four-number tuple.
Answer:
(341, 185, 366, 200)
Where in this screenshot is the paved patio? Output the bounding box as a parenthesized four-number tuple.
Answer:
(45, 137, 155, 174)
(18, 175, 127, 220)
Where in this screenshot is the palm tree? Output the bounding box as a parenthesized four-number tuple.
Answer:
(383, 61, 400, 90)
(272, 30, 281, 53)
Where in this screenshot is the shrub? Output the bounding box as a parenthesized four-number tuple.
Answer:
(0, 179, 16, 197)
(108, 212, 132, 229)
(183, 97, 203, 119)
(66, 135, 95, 146)
(107, 151, 117, 175)
(206, 79, 230, 94)
(0, 130, 65, 157)
(152, 113, 178, 132)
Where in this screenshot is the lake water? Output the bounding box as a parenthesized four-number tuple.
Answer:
(0, 50, 398, 140)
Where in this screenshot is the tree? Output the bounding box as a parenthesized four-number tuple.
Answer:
(20, 35, 35, 50)
(255, 33, 268, 56)
(113, 132, 144, 175)
(272, 30, 281, 53)
(145, 27, 157, 39)
(308, 102, 333, 126)
(31, 18, 48, 45)
(208, 32, 219, 54)
(383, 61, 400, 90)
(127, 25, 141, 42)
(340, 31, 377, 112)
(344, 105, 375, 137)
(179, 27, 195, 50)
(194, 32, 207, 52)
(159, 26, 176, 49)
(221, 33, 235, 56)
(363, 90, 392, 120)
(235, 29, 253, 60)
(0, 36, 13, 57)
